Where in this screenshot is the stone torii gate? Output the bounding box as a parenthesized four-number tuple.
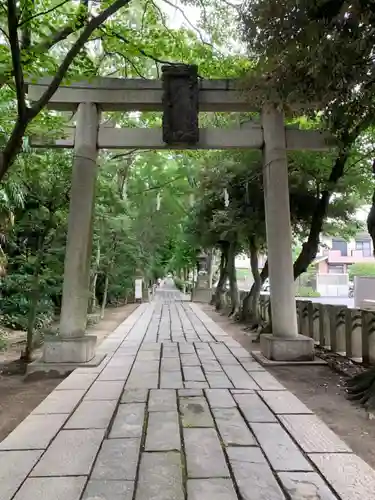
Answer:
(28, 67, 329, 372)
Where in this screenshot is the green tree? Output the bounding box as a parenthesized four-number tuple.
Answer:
(240, 0, 375, 408)
(241, 0, 375, 279)
(0, 150, 70, 361)
(0, 0, 135, 180)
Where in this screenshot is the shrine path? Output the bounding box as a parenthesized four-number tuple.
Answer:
(1, 282, 375, 500)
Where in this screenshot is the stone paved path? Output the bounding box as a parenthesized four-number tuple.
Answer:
(1, 288, 375, 500)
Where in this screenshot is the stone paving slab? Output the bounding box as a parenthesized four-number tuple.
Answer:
(145, 411, 181, 451)
(234, 392, 277, 423)
(205, 388, 236, 408)
(187, 478, 238, 500)
(85, 381, 125, 401)
(149, 389, 177, 411)
(83, 480, 134, 500)
(0, 413, 68, 450)
(97, 366, 131, 381)
(31, 429, 105, 477)
(120, 388, 148, 403)
(160, 369, 183, 388)
(91, 438, 140, 480)
(179, 388, 203, 397)
(185, 380, 209, 389)
(2, 297, 375, 500)
(180, 397, 214, 427)
(258, 390, 313, 415)
(0, 450, 43, 500)
(213, 407, 257, 446)
(109, 403, 145, 438)
(184, 427, 230, 478)
(278, 472, 337, 500)
(65, 400, 117, 429)
(249, 371, 286, 390)
(309, 453, 375, 500)
(227, 446, 285, 500)
(251, 422, 313, 472)
(279, 414, 352, 453)
(31, 389, 85, 414)
(13, 476, 86, 500)
(206, 371, 233, 388)
(55, 372, 98, 390)
(135, 452, 184, 500)
(222, 364, 260, 389)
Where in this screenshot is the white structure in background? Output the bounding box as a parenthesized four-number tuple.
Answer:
(135, 278, 143, 300)
(235, 253, 267, 291)
(313, 232, 373, 297)
(316, 233, 373, 274)
(316, 273, 349, 297)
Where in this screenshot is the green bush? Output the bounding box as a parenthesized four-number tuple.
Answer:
(174, 277, 184, 290)
(174, 278, 193, 293)
(349, 263, 375, 280)
(295, 286, 320, 297)
(0, 274, 55, 331)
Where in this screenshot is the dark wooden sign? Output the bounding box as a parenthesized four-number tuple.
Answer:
(162, 64, 199, 146)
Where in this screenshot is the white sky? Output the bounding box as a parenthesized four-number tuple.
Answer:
(159, 0, 201, 27)
(357, 206, 370, 222)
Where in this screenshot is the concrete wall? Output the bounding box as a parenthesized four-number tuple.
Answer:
(258, 296, 375, 365)
(354, 276, 375, 308)
(316, 273, 349, 297)
(212, 287, 375, 364)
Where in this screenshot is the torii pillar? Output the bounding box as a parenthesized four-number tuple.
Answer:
(260, 103, 314, 361)
(42, 102, 100, 369)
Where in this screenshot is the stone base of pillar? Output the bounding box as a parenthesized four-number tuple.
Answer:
(26, 335, 104, 377)
(26, 353, 106, 377)
(191, 288, 212, 303)
(260, 334, 314, 362)
(43, 335, 97, 363)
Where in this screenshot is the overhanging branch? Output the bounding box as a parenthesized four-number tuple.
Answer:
(18, 0, 71, 27)
(30, 0, 133, 118)
(100, 27, 185, 67)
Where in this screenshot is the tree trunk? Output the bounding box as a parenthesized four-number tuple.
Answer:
(207, 248, 214, 288)
(88, 244, 100, 313)
(293, 151, 349, 279)
(23, 238, 45, 363)
(101, 274, 109, 319)
(22, 212, 55, 362)
(227, 241, 240, 317)
(214, 244, 229, 310)
(367, 162, 375, 255)
(0, 118, 28, 181)
(24, 274, 41, 363)
(241, 259, 268, 322)
(247, 238, 262, 324)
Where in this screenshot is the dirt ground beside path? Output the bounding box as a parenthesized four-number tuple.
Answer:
(200, 303, 375, 470)
(0, 304, 138, 443)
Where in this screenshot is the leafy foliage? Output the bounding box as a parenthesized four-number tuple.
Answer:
(349, 263, 375, 281)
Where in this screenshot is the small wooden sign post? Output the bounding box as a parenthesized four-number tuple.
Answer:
(135, 278, 143, 303)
